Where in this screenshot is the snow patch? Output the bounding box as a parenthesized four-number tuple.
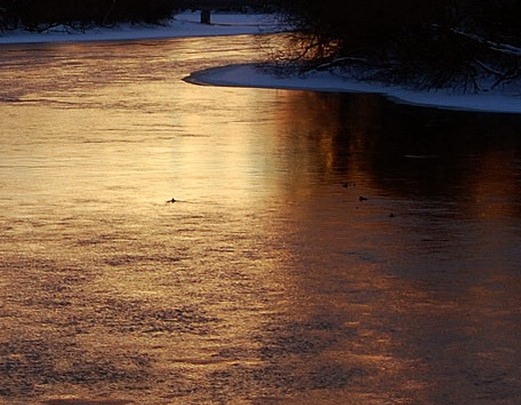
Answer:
(0, 11, 283, 44)
(185, 63, 521, 114)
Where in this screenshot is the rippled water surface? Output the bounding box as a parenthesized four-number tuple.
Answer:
(2, 34, 521, 405)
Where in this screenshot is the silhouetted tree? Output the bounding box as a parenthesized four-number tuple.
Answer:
(0, 0, 19, 29)
(1, 0, 178, 30)
(276, 0, 521, 90)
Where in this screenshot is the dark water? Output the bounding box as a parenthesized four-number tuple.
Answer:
(1, 34, 521, 405)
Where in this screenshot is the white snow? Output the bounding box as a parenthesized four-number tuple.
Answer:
(1, 11, 519, 113)
(185, 64, 521, 114)
(0, 11, 283, 44)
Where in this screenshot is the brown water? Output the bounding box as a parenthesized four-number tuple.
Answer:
(1, 34, 521, 405)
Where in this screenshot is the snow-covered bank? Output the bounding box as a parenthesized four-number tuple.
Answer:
(0, 11, 282, 44)
(185, 63, 521, 114)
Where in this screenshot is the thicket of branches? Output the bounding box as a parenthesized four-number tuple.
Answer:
(276, 0, 521, 90)
(0, 0, 177, 30)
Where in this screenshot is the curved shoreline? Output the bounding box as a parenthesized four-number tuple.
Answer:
(184, 63, 521, 114)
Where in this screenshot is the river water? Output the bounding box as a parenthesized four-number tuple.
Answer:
(1, 34, 521, 405)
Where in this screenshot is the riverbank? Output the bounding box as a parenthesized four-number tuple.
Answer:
(1, 12, 519, 114)
(0, 11, 282, 44)
(185, 63, 521, 114)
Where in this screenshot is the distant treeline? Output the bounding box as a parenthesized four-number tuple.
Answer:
(276, 0, 521, 90)
(0, 0, 178, 30)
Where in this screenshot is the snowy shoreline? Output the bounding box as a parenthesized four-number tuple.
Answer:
(0, 11, 282, 44)
(1, 12, 520, 114)
(185, 63, 521, 114)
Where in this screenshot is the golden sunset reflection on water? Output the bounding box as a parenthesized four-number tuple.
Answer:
(2, 35, 521, 405)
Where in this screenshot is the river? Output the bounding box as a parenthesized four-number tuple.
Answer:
(1, 34, 521, 405)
